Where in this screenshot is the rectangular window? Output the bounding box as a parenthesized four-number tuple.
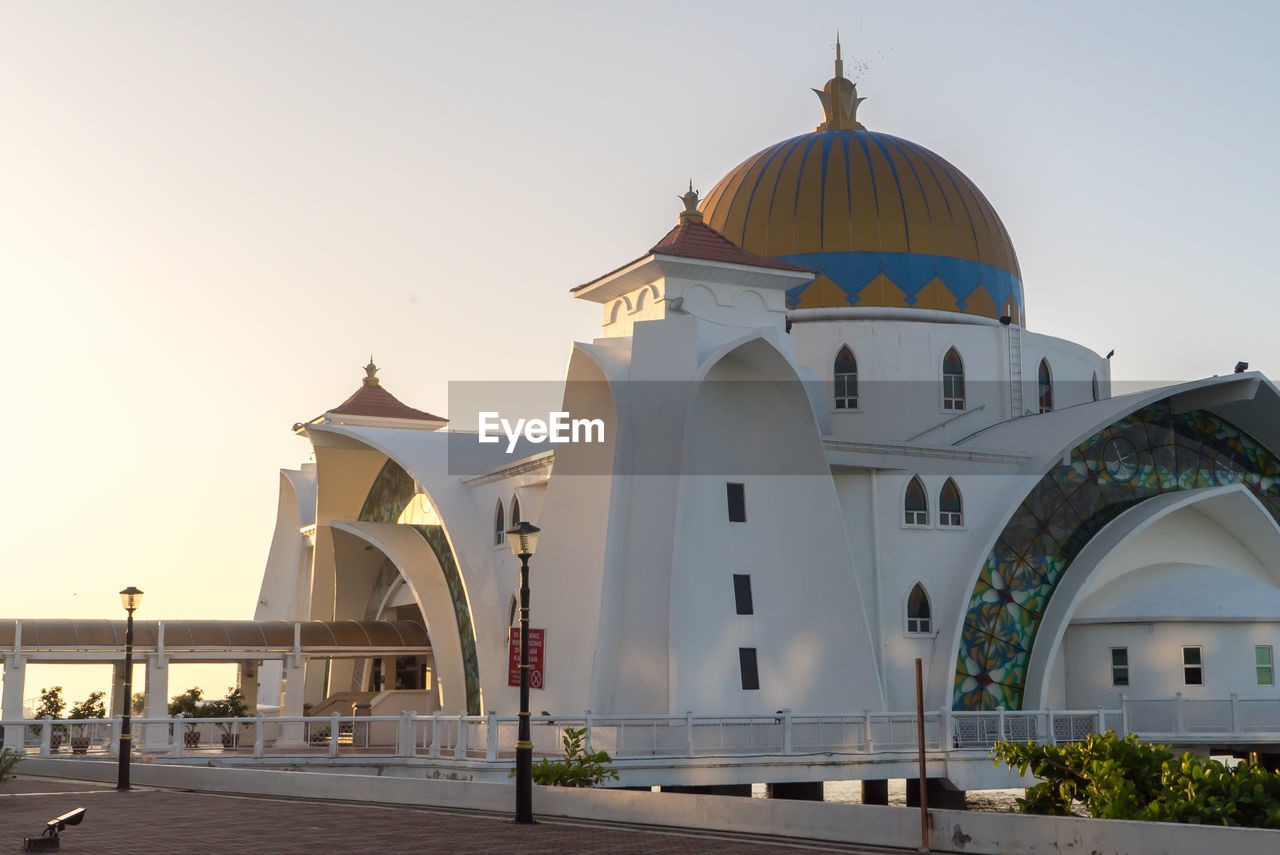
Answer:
(834, 374, 857, 409)
(1257, 646, 1274, 686)
(732, 574, 754, 615)
(726, 482, 746, 523)
(943, 375, 965, 411)
(1182, 646, 1203, 686)
(739, 647, 760, 690)
(1110, 647, 1129, 687)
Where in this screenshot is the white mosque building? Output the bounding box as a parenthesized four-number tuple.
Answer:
(253, 46, 1280, 724)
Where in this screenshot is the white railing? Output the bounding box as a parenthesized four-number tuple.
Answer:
(3, 696, 1276, 765)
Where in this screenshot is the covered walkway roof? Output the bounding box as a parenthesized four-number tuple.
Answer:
(1, 619, 431, 662)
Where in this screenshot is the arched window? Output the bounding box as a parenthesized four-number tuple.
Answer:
(494, 499, 505, 546)
(942, 348, 965, 411)
(904, 476, 928, 526)
(510, 494, 522, 526)
(1091, 372, 1100, 402)
(834, 346, 858, 409)
(907, 583, 932, 634)
(1038, 359, 1053, 413)
(939, 478, 963, 527)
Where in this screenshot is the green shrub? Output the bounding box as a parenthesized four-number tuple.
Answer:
(511, 727, 620, 787)
(0, 748, 22, 782)
(993, 731, 1280, 828)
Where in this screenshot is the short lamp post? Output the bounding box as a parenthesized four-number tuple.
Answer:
(117, 586, 143, 791)
(507, 521, 540, 824)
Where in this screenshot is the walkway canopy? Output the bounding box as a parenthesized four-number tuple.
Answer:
(1, 619, 431, 663)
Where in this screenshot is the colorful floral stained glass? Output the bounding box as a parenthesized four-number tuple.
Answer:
(953, 403, 1280, 710)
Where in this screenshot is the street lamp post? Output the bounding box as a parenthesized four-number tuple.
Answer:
(506, 521, 540, 824)
(117, 586, 143, 791)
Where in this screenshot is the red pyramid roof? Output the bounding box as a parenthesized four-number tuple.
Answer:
(317, 362, 446, 424)
(646, 218, 812, 272)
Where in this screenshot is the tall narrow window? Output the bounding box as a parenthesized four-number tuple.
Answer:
(727, 482, 746, 523)
(1091, 372, 1100, 402)
(739, 648, 760, 690)
(510, 495, 522, 526)
(1111, 647, 1129, 687)
(939, 478, 963, 527)
(732, 574, 754, 615)
(1183, 646, 1203, 686)
(1038, 359, 1054, 413)
(942, 348, 965, 411)
(834, 346, 858, 409)
(493, 499, 505, 546)
(906, 584, 931, 634)
(1257, 646, 1274, 686)
(904, 476, 928, 526)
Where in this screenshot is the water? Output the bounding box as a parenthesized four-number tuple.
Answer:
(749, 780, 1024, 811)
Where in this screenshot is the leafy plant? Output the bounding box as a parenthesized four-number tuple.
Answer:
(168, 686, 206, 717)
(993, 731, 1280, 828)
(34, 687, 65, 720)
(0, 748, 22, 783)
(511, 727, 619, 787)
(67, 691, 107, 720)
(131, 692, 145, 715)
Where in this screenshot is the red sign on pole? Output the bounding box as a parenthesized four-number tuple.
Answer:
(508, 627, 546, 690)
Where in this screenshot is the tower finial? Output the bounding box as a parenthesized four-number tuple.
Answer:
(813, 36, 866, 131)
(678, 181, 703, 224)
(363, 357, 380, 386)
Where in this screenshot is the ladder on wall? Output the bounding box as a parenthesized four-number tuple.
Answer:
(1008, 323, 1024, 418)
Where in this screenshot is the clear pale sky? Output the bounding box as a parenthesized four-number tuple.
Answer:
(2, 1, 1278, 705)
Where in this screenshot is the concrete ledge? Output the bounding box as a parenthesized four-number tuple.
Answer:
(21, 759, 1280, 855)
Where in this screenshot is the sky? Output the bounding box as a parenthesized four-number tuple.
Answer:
(2, 1, 1279, 706)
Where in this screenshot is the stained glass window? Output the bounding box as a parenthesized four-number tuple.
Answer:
(940, 478, 963, 526)
(907, 584, 931, 634)
(905, 476, 928, 526)
(943, 348, 965, 411)
(834, 346, 858, 409)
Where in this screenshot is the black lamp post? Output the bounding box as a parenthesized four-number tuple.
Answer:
(117, 586, 143, 791)
(506, 521, 540, 824)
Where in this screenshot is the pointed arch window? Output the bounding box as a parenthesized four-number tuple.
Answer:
(1038, 359, 1054, 413)
(494, 499, 505, 546)
(939, 478, 963, 527)
(834, 346, 858, 409)
(907, 584, 932, 634)
(904, 476, 928, 526)
(942, 348, 965, 411)
(1091, 372, 1100, 402)
(510, 494, 522, 527)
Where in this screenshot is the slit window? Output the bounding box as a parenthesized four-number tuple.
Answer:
(1183, 646, 1203, 686)
(1258, 646, 1274, 686)
(942, 348, 965, 411)
(906, 584, 931, 634)
(739, 647, 760, 690)
(732, 574, 754, 615)
(834, 346, 858, 409)
(727, 482, 746, 523)
(939, 478, 963, 527)
(1111, 647, 1129, 687)
(904, 477, 928, 526)
(510, 495, 521, 526)
(1038, 359, 1054, 413)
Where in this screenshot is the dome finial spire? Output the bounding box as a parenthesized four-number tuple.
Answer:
(678, 181, 703, 224)
(814, 36, 866, 132)
(363, 357, 380, 386)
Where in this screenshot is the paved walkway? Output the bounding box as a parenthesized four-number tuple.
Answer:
(0, 776, 909, 854)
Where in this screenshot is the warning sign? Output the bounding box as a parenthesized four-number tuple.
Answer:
(507, 627, 545, 689)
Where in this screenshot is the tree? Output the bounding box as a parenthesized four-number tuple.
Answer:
(993, 731, 1280, 828)
(34, 687, 65, 720)
(512, 727, 619, 788)
(67, 691, 107, 720)
(168, 687, 205, 717)
(131, 692, 145, 715)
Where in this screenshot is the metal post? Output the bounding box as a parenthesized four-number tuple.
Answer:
(915, 658, 929, 854)
(515, 552, 533, 824)
(117, 605, 136, 790)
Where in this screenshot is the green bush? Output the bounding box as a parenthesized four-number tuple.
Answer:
(511, 726, 620, 787)
(34, 687, 65, 720)
(993, 731, 1280, 828)
(0, 748, 22, 782)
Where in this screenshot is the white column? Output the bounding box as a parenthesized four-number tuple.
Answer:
(108, 662, 127, 719)
(2, 656, 26, 751)
(282, 658, 306, 746)
(143, 654, 170, 750)
(237, 661, 259, 713)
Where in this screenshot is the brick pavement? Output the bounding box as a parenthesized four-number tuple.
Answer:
(0, 776, 906, 855)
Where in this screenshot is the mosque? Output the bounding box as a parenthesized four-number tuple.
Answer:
(248, 44, 1280, 725)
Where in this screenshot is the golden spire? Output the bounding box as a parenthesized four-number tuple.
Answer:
(678, 180, 703, 224)
(363, 357, 380, 386)
(813, 34, 866, 131)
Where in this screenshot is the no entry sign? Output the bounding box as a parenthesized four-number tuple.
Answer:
(508, 627, 545, 689)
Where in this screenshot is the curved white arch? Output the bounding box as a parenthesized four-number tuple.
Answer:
(1023, 485, 1280, 708)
